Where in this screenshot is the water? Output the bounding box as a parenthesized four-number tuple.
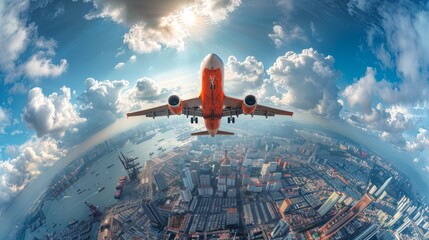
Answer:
(25, 129, 189, 239)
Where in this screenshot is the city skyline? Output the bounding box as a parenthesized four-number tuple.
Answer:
(2, 118, 429, 239)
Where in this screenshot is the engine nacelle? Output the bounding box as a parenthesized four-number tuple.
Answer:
(168, 95, 183, 115)
(242, 95, 257, 114)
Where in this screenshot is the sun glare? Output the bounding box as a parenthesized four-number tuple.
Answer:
(182, 8, 196, 25)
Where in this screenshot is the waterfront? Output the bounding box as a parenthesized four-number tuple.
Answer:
(25, 128, 189, 239)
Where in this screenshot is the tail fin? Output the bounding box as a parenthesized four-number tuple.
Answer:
(191, 130, 234, 136)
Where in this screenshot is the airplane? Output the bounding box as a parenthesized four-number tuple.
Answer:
(126, 53, 293, 137)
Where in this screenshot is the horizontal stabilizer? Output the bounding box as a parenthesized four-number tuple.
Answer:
(191, 130, 234, 136)
(191, 131, 210, 136)
(217, 130, 234, 135)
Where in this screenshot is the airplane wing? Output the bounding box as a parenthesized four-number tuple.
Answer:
(126, 97, 202, 118)
(223, 96, 293, 118)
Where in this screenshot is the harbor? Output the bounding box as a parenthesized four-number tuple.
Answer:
(24, 128, 190, 240)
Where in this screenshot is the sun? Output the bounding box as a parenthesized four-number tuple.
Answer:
(181, 8, 196, 26)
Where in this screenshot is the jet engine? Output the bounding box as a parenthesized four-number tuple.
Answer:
(168, 95, 183, 115)
(242, 95, 257, 114)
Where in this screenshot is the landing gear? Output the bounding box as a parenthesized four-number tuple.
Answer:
(227, 117, 235, 124)
(191, 117, 198, 124)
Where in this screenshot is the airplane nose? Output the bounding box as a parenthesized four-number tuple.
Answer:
(202, 53, 223, 70)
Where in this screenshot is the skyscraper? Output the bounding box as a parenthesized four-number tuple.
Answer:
(354, 224, 379, 240)
(280, 199, 293, 213)
(319, 194, 373, 239)
(271, 219, 290, 238)
(181, 168, 195, 190)
(142, 201, 166, 229)
(368, 185, 378, 195)
(374, 177, 392, 197)
(180, 188, 192, 202)
(153, 172, 168, 191)
(226, 208, 238, 226)
(396, 217, 412, 234)
(318, 192, 341, 217)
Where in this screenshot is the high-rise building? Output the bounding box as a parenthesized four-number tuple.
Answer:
(396, 217, 412, 234)
(227, 174, 235, 186)
(375, 177, 392, 197)
(354, 224, 379, 240)
(220, 164, 231, 176)
(282, 161, 288, 170)
(338, 193, 347, 204)
(318, 192, 341, 217)
(199, 174, 211, 186)
(378, 191, 387, 201)
(226, 208, 238, 226)
(271, 219, 290, 238)
(181, 168, 195, 190)
(153, 172, 168, 191)
(142, 201, 166, 229)
(385, 211, 402, 228)
(180, 188, 192, 202)
(191, 170, 199, 186)
(268, 162, 277, 172)
(280, 199, 293, 213)
(319, 194, 373, 239)
(369, 185, 378, 195)
(261, 163, 270, 176)
(308, 145, 318, 164)
(377, 230, 399, 240)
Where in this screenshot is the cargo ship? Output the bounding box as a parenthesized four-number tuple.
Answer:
(68, 219, 78, 227)
(97, 186, 105, 192)
(114, 176, 126, 199)
(107, 164, 114, 169)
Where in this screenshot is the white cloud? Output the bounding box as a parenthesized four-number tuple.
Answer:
(77, 78, 128, 132)
(224, 56, 264, 96)
(114, 62, 125, 70)
(0, 107, 10, 134)
(123, 17, 188, 53)
(268, 24, 307, 48)
(406, 128, 429, 152)
(85, 0, 241, 53)
(347, 0, 379, 15)
(118, 77, 171, 112)
(264, 48, 341, 118)
(0, 136, 66, 206)
(372, 3, 429, 104)
(23, 87, 85, 138)
(129, 55, 136, 62)
(347, 103, 414, 146)
(22, 53, 68, 78)
(343, 67, 378, 114)
(10, 130, 23, 136)
(195, 0, 241, 23)
(0, 1, 68, 84)
(0, 0, 31, 72)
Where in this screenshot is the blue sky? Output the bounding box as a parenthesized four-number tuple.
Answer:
(1, 0, 429, 208)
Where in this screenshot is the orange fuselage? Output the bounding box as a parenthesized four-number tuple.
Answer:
(200, 68, 224, 136)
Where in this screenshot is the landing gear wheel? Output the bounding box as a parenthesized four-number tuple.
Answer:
(227, 117, 231, 124)
(191, 118, 194, 124)
(232, 117, 235, 124)
(195, 117, 198, 124)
